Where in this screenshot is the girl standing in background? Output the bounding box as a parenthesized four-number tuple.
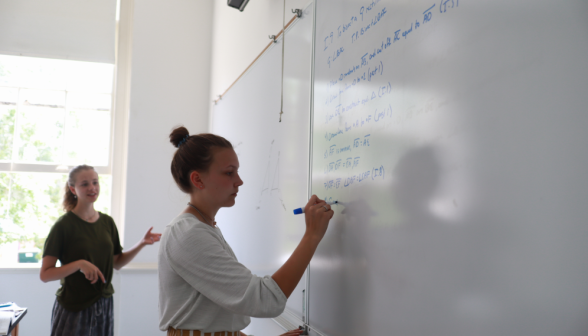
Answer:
(40, 164, 161, 336)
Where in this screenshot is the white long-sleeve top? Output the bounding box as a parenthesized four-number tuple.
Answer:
(158, 213, 287, 332)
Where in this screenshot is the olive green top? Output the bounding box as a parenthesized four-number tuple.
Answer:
(43, 211, 123, 312)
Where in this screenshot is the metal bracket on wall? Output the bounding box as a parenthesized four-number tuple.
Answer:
(269, 35, 278, 43)
(292, 8, 302, 18)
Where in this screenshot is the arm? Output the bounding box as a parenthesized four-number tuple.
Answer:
(40, 256, 105, 284)
(271, 195, 333, 298)
(113, 226, 161, 270)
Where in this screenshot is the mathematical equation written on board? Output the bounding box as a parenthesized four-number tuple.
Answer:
(324, 60, 385, 106)
(324, 156, 362, 174)
(323, 0, 459, 52)
(323, 165, 386, 190)
(323, 0, 383, 52)
(315, 0, 461, 192)
(321, 0, 460, 107)
(325, 103, 393, 139)
(324, 134, 372, 157)
(319, 130, 384, 189)
(325, 83, 392, 125)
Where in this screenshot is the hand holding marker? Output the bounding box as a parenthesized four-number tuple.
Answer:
(293, 201, 339, 215)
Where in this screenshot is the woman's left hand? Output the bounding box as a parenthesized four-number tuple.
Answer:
(141, 226, 162, 245)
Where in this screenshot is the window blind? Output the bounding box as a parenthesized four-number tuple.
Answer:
(0, 0, 116, 63)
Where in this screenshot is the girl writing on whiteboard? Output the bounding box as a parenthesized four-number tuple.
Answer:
(40, 164, 162, 336)
(159, 127, 334, 336)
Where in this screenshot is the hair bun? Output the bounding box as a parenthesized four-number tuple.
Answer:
(170, 126, 190, 148)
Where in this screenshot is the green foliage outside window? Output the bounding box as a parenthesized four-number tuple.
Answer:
(0, 172, 111, 256)
(0, 108, 15, 160)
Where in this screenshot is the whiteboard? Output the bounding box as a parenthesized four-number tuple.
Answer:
(212, 3, 314, 322)
(309, 1, 588, 335)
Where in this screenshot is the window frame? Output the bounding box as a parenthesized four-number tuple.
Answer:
(0, 83, 115, 175)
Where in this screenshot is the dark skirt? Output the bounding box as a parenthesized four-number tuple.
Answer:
(51, 296, 114, 336)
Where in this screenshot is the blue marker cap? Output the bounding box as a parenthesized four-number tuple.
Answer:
(293, 201, 338, 215)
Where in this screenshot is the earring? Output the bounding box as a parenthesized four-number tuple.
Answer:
(74, 195, 77, 199)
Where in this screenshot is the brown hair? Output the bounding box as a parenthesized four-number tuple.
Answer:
(169, 126, 233, 193)
(62, 164, 96, 212)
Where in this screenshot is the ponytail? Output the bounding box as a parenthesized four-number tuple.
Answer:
(62, 182, 77, 212)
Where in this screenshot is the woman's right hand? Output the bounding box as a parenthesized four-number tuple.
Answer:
(271, 195, 334, 298)
(304, 195, 334, 242)
(78, 260, 106, 284)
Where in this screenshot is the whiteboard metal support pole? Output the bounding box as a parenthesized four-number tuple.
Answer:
(278, 0, 286, 122)
(305, 0, 318, 331)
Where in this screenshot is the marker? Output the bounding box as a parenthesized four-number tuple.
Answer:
(293, 201, 338, 215)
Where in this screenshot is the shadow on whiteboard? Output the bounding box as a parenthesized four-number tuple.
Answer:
(391, 145, 442, 229)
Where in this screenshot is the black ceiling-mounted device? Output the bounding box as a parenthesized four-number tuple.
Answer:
(227, 0, 249, 11)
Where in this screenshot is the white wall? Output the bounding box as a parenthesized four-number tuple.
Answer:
(124, 0, 213, 264)
(117, 0, 214, 335)
(117, 269, 159, 334)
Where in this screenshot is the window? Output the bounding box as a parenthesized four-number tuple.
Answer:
(0, 54, 115, 265)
